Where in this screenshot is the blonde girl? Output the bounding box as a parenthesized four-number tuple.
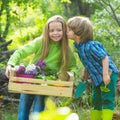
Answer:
(5, 15, 77, 120)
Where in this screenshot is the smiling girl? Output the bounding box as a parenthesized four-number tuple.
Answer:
(5, 15, 77, 120)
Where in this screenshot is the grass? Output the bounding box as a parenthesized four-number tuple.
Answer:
(2, 113, 17, 120)
(1, 94, 120, 120)
(1, 102, 18, 120)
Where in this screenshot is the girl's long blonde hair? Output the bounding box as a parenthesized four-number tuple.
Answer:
(39, 15, 69, 73)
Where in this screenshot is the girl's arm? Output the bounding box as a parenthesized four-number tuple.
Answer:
(5, 64, 13, 78)
(102, 56, 110, 85)
(6, 37, 42, 78)
(7, 37, 42, 66)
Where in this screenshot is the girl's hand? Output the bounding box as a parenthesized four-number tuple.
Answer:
(5, 64, 12, 78)
(103, 73, 110, 85)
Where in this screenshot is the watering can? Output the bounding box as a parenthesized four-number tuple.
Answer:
(74, 81, 87, 99)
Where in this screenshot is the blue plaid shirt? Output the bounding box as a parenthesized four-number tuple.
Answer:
(74, 40, 118, 86)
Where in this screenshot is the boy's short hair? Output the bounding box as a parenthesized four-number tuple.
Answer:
(67, 16, 93, 43)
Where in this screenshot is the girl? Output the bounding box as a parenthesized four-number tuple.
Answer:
(67, 16, 118, 120)
(5, 15, 77, 120)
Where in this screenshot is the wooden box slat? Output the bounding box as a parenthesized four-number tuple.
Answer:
(10, 76, 73, 86)
(8, 71, 73, 97)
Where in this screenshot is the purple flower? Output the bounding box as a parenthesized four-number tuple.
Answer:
(36, 60, 46, 70)
(17, 65, 26, 74)
(25, 64, 38, 75)
(25, 69, 38, 75)
(36, 60, 47, 75)
(15, 60, 47, 76)
(41, 70, 47, 75)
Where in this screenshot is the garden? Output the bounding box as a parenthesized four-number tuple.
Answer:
(0, 0, 120, 120)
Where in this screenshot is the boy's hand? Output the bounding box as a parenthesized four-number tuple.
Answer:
(58, 72, 70, 81)
(82, 69, 89, 81)
(103, 73, 110, 85)
(103, 70, 112, 85)
(67, 72, 74, 81)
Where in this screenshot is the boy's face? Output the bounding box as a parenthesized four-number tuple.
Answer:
(66, 27, 76, 40)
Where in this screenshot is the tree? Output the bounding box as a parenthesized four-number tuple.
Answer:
(63, 0, 94, 17)
(90, 0, 120, 49)
(95, 0, 120, 26)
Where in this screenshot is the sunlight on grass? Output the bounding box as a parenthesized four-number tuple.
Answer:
(78, 109, 90, 120)
(2, 113, 17, 120)
(1, 94, 120, 120)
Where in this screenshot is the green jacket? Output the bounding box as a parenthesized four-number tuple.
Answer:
(8, 37, 77, 74)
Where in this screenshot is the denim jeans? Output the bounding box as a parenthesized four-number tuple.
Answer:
(18, 94, 45, 120)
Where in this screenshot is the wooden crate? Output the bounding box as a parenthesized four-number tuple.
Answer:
(8, 71, 74, 97)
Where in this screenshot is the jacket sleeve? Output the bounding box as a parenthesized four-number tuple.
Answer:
(7, 37, 42, 66)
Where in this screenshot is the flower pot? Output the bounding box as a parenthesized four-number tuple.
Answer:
(15, 73, 34, 84)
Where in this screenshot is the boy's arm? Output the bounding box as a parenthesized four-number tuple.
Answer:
(82, 68, 89, 81)
(102, 56, 110, 85)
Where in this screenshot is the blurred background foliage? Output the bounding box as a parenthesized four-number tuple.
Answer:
(0, 0, 120, 119)
(1, 0, 120, 69)
(1, 0, 120, 50)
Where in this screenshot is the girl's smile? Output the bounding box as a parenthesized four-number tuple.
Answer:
(49, 22, 63, 42)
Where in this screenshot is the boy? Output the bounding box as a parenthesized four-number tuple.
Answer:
(67, 16, 118, 120)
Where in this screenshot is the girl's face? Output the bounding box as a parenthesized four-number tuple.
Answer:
(49, 22, 63, 42)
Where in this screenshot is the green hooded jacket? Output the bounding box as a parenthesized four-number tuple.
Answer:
(8, 37, 77, 74)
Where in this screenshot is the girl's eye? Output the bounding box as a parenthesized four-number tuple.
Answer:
(49, 29, 62, 32)
(57, 29, 62, 32)
(49, 30, 54, 32)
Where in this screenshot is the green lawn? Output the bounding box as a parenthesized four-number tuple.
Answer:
(1, 95, 120, 120)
